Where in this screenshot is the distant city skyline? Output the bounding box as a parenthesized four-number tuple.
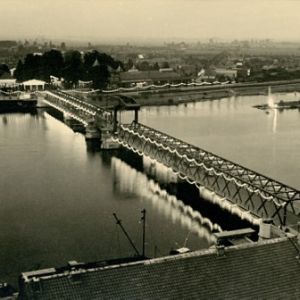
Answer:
(1, 0, 300, 44)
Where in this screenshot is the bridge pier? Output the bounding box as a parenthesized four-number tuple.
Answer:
(134, 109, 139, 123)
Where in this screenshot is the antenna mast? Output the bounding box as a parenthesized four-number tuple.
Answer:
(141, 209, 146, 257)
(113, 213, 140, 256)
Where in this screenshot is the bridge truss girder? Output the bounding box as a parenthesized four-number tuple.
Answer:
(116, 123, 300, 226)
(40, 91, 113, 129)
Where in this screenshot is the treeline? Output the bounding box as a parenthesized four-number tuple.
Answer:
(0, 64, 10, 77)
(14, 49, 122, 89)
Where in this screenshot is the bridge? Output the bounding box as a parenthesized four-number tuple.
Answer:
(38, 90, 300, 227)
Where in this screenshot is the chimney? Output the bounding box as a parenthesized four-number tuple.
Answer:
(258, 218, 273, 240)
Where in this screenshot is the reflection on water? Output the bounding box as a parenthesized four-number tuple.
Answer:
(134, 92, 300, 189)
(268, 86, 275, 108)
(112, 157, 220, 244)
(143, 155, 177, 184)
(272, 108, 278, 134)
(2, 116, 8, 125)
(1, 90, 299, 285)
(0, 112, 220, 285)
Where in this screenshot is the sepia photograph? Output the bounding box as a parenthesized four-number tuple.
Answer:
(0, 0, 299, 298)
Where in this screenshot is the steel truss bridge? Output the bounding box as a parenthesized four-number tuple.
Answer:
(115, 123, 300, 226)
(39, 90, 113, 128)
(39, 90, 300, 226)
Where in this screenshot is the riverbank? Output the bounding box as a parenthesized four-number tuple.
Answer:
(120, 81, 300, 107)
(69, 79, 300, 108)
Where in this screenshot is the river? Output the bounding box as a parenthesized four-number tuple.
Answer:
(0, 91, 299, 285)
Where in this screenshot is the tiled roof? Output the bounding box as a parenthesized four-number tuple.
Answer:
(20, 237, 300, 299)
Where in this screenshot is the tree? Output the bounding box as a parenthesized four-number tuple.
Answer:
(14, 60, 24, 81)
(21, 53, 44, 80)
(83, 50, 120, 88)
(153, 62, 160, 71)
(161, 61, 170, 69)
(63, 50, 84, 86)
(0, 64, 10, 76)
(138, 61, 150, 71)
(126, 58, 134, 70)
(89, 65, 110, 89)
(42, 49, 64, 81)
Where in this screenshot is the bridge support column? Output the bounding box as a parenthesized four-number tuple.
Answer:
(134, 109, 139, 123)
(113, 108, 118, 132)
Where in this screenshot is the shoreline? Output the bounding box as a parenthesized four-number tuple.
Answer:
(123, 82, 300, 107)
(78, 80, 300, 108)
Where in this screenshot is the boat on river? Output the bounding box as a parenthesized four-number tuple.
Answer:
(254, 100, 300, 110)
(276, 99, 300, 109)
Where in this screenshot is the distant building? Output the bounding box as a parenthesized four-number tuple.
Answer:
(0, 72, 18, 88)
(237, 68, 251, 79)
(50, 75, 63, 88)
(195, 68, 216, 82)
(127, 65, 139, 73)
(236, 62, 243, 68)
(0, 79, 17, 88)
(78, 80, 93, 88)
(22, 79, 46, 91)
(215, 68, 238, 80)
(92, 58, 100, 67)
(159, 67, 174, 72)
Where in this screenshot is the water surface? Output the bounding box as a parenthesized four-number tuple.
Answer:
(1, 91, 299, 285)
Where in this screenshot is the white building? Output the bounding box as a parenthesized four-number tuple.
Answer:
(22, 79, 46, 91)
(0, 79, 18, 88)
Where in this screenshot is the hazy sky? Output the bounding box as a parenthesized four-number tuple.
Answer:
(1, 0, 300, 43)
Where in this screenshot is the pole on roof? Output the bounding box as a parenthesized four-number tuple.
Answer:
(113, 213, 140, 256)
(141, 209, 146, 257)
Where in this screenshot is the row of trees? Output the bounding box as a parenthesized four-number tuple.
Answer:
(14, 50, 122, 89)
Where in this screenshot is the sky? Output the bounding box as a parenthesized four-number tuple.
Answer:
(1, 0, 300, 43)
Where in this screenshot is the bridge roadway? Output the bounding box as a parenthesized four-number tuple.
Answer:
(40, 90, 300, 226)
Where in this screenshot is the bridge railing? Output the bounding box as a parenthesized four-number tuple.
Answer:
(115, 122, 300, 226)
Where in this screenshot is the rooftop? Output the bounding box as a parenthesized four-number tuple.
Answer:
(22, 79, 46, 86)
(19, 232, 300, 299)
